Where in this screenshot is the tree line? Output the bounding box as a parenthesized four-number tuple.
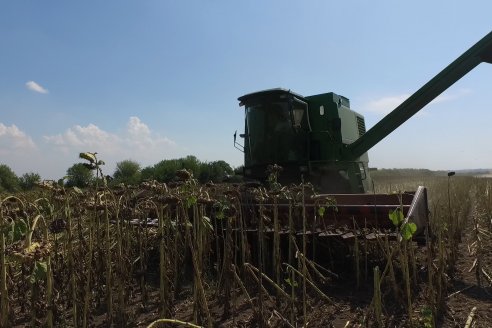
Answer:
(0, 155, 236, 192)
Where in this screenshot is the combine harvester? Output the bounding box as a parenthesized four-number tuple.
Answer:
(233, 31, 492, 242)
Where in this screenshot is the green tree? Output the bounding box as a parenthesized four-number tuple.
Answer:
(113, 160, 142, 185)
(150, 159, 181, 182)
(66, 163, 94, 188)
(199, 160, 233, 183)
(180, 155, 201, 177)
(19, 172, 41, 191)
(141, 156, 235, 183)
(141, 166, 155, 181)
(143, 155, 202, 183)
(0, 164, 20, 192)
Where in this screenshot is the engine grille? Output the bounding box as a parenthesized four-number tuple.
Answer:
(356, 116, 366, 136)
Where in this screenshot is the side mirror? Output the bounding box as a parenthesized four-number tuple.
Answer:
(233, 130, 244, 152)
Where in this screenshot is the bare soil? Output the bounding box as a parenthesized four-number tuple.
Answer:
(440, 221, 492, 327)
(109, 223, 492, 328)
(14, 205, 491, 327)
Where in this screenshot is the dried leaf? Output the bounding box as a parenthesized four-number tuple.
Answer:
(79, 152, 96, 163)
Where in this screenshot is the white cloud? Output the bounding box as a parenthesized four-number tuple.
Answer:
(428, 88, 471, 105)
(127, 116, 151, 137)
(45, 117, 175, 152)
(0, 123, 39, 176)
(364, 94, 410, 115)
(25, 81, 49, 94)
(44, 124, 120, 153)
(126, 116, 175, 150)
(0, 123, 36, 155)
(0, 117, 181, 179)
(42, 117, 179, 177)
(361, 89, 471, 115)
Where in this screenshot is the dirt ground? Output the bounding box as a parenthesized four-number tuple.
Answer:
(440, 223, 492, 327)
(22, 209, 489, 328)
(124, 224, 492, 328)
(15, 227, 490, 328)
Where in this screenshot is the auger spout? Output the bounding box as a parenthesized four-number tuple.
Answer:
(344, 31, 492, 160)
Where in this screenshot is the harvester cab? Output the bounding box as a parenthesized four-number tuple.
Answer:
(234, 31, 492, 237)
(237, 88, 370, 194)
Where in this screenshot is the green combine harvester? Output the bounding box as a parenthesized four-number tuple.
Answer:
(234, 31, 492, 236)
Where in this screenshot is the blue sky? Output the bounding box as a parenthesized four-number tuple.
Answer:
(1, 1, 491, 179)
